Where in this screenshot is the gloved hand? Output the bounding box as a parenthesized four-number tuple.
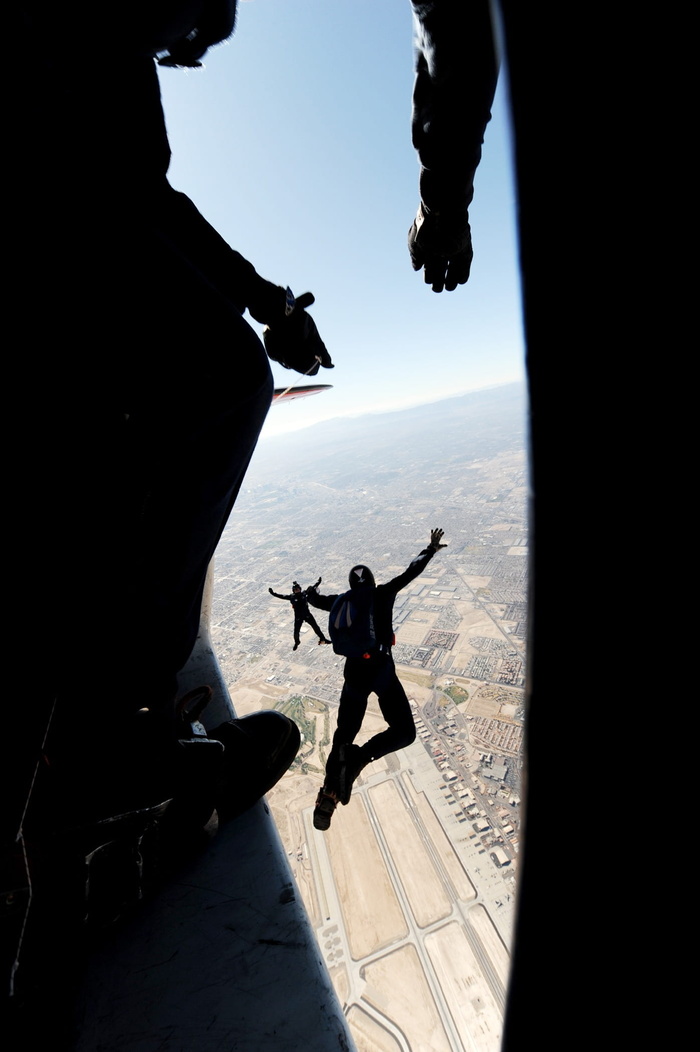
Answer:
(429, 528, 447, 550)
(268, 588, 274, 594)
(263, 291, 334, 375)
(408, 203, 473, 293)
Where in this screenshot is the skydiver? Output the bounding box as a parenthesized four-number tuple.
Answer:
(7, 4, 340, 1027)
(268, 579, 331, 649)
(307, 529, 448, 830)
(407, 1, 498, 292)
(11, 4, 334, 847)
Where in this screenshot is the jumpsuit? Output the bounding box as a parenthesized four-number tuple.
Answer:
(308, 545, 437, 790)
(270, 581, 327, 646)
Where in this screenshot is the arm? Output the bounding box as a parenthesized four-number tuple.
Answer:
(301, 577, 322, 600)
(149, 133, 333, 375)
(154, 191, 330, 370)
(306, 587, 337, 613)
(117, 58, 271, 317)
(408, 0, 498, 292)
(385, 528, 448, 593)
(268, 589, 291, 601)
(154, 188, 287, 320)
(149, 25, 327, 367)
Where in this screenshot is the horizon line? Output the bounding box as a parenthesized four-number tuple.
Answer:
(259, 377, 526, 441)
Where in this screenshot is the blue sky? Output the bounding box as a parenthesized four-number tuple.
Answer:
(159, 0, 524, 437)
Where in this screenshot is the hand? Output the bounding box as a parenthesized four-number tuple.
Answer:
(263, 291, 334, 374)
(408, 204, 473, 293)
(268, 587, 274, 594)
(429, 528, 447, 550)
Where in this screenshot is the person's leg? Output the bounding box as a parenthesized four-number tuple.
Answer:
(363, 660, 416, 760)
(337, 657, 416, 804)
(293, 616, 303, 649)
(314, 662, 372, 829)
(323, 662, 371, 794)
(305, 611, 328, 643)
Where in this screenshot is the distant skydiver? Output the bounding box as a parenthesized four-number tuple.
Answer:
(269, 579, 331, 649)
(407, 1, 498, 292)
(307, 529, 447, 830)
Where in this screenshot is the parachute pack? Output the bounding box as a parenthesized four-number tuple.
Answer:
(328, 589, 377, 658)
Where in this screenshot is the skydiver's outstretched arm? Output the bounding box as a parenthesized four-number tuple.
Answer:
(303, 577, 322, 599)
(269, 588, 292, 601)
(384, 528, 448, 593)
(306, 585, 337, 612)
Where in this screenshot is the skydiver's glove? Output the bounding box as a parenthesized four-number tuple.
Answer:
(262, 290, 334, 376)
(269, 588, 274, 594)
(429, 528, 447, 551)
(408, 203, 473, 293)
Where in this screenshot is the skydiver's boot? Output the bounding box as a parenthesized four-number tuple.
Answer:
(210, 709, 301, 821)
(18, 686, 227, 882)
(4, 687, 236, 1029)
(23, 686, 224, 839)
(313, 786, 338, 831)
(338, 743, 368, 805)
(317, 637, 331, 645)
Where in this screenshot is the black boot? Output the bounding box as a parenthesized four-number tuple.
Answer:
(313, 786, 337, 831)
(210, 710, 300, 820)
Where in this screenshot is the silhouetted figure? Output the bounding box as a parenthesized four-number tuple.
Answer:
(308, 529, 447, 829)
(7, 3, 332, 1025)
(10, 1, 333, 824)
(268, 579, 330, 649)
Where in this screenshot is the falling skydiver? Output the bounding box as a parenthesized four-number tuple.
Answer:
(269, 578, 331, 649)
(307, 529, 448, 830)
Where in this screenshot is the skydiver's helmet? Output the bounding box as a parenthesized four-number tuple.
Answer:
(348, 565, 375, 589)
(292, 582, 301, 592)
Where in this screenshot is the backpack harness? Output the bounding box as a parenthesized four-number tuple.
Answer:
(328, 589, 394, 659)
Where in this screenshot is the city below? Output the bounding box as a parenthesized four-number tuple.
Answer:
(211, 383, 527, 1052)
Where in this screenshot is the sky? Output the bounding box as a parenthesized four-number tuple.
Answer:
(158, 0, 525, 438)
